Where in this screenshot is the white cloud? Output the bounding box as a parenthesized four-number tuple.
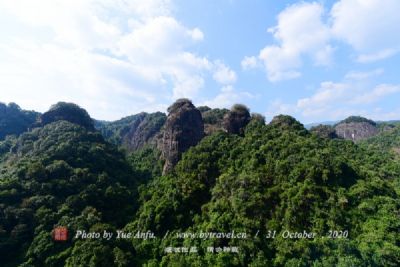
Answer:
(0, 0, 233, 120)
(296, 80, 400, 121)
(247, 0, 400, 82)
(0, 40, 166, 119)
(0, 0, 123, 50)
(265, 70, 400, 122)
(351, 84, 400, 104)
(259, 46, 302, 82)
(201, 86, 253, 109)
(265, 99, 298, 121)
(212, 61, 237, 85)
(256, 2, 332, 82)
(331, 0, 400, 61)
(344, 68, 384, 80)
(241, 56, 258, 70)
(297, 82, 350, 110)
(357, 49, 400, 63)
(189, 28, 204, 41)
(116, 15, 212, 99)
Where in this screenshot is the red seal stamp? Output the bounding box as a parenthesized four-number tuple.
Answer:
(53, 227, 68, 241)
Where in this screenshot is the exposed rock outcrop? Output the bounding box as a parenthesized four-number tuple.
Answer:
(160, 99, 204, 174)
(96, 113, 148, 145)
(310, 124, 338, 139)
(334, 116, 378, 142)
(122, 112, 166, 151)
(222, 104, 251, 135)
(39, 102, 94, 131)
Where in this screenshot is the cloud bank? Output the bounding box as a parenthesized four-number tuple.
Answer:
(0, 0, 237, 119)
(245, 0, 400, 82)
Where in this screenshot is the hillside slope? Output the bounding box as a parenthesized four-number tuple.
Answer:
(126, 116, 400, 266)
(0, 116, 141, 266)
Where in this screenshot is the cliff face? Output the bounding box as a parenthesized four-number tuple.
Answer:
(334, 117, 378, 142)
(310, 124, 338, 139)
(222, 104, 251, 135)
(160, 99, 204, 174)
(95, 112, 166, 150)
(122, 112, 166, 151)
(335, 122, 378, 141)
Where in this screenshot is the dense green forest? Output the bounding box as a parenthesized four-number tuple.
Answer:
(0, 101, 399, 266)
(0, 103, 39, 140)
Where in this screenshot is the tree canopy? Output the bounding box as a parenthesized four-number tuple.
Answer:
(0, 102, 399, 266)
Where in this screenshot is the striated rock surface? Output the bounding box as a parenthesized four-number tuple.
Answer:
(160, 99, 204, 174)
(122, 112, 166, 151)
(222, 104, 251, 135)
(334, 116, 378, 142)
(96, 113, 148, 145)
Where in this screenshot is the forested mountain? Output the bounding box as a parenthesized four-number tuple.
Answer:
(95, 104, 230, 151)
(37, 102, 95, 131)
(0, 102, 40, 140)
(0, 120, 142, 266)
(310, 116, 399, 142)
(334, 116, 379, 141)
(0, 100, 399, 266)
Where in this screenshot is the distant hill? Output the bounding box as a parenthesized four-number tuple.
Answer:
(334, 116, 379, 142)
(304, 120, 338, 129)
(0, 102, 40, 140)
(309, 116, 400, 142)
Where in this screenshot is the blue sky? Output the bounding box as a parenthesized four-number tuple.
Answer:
(0, 0, 399, 123)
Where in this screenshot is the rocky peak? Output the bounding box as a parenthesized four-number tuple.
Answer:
(160, 99, 204, 174)
(334, 116, 378, 142)
(222, 104, 251, 135)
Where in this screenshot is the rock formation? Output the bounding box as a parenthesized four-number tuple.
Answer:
(310, 124, 338, 139)
(222, 104, 251, 135)
(122, 112, 166, 151)
(334, 116, 378, 142)
(160, 99, 204, 174)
